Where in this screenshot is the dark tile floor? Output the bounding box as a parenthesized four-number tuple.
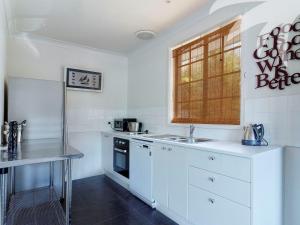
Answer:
(72, 175, 178, 225)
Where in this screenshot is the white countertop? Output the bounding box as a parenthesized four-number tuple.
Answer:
(102, 131, 282, 158)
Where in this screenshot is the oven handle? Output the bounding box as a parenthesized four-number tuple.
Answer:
(114, 148, 127, 154)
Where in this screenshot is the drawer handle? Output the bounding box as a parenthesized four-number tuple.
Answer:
(208, 198, 215, 204)
(208, 177, 215, 183)
(167, 147, 172, 151)
(208, 156, 216, 161)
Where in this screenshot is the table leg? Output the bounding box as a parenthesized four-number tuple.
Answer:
(49, 162, 54, 187)
(61, 160, 65, 200)
(9, 167, 15, 196)
(65, 159, 72, 225)
(0, 168, 8, 225)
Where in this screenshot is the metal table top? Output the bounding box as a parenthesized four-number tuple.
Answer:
(0, 138, 83, 169)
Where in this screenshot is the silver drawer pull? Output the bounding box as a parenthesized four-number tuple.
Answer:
(208, 198, 215, 204)
(208, 156, 216, 161)
(208, 177, 215, 183)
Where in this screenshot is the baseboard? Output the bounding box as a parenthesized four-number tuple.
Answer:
(72, 170, 104, 181)
(104, 170, 129, 190)
(129, 189, 155, 208)
(156, 204, 191, 225)
(104, 170, 190, 225)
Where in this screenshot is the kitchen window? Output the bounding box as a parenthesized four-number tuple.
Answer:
(172, 20, 241, 125)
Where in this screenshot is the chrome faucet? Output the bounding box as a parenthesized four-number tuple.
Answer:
(189, 124, 195, 140)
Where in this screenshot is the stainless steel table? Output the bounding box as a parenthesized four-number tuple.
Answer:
(0, 139, 83, 225)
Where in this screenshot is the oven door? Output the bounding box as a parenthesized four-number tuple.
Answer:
(113, 147, 129, 178)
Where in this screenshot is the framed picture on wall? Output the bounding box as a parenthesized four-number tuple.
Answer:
(65, 67, 103, 92)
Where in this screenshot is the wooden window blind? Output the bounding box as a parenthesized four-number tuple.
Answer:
(172, 20, 241, 125)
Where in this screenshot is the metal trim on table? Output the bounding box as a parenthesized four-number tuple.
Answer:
(0, 168, 8, 225)
(65, 159, 72, 225)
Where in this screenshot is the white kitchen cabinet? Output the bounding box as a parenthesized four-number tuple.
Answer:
(153, 144, 187, 219)
(101, 132, 282, 225)
(188, 185, 250, 225)
(188, 148, 251, 182)
(101, 133, 113, 173)
(187, 148, 283, 225)
(168, 146, 187, 218)
(189, 166, 250, 207)
(153, 144, 168, 207)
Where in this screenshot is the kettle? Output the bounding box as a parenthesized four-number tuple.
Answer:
(242, 124, 268, 146)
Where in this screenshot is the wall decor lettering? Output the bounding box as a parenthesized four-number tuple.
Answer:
(253, 19, 300, 90)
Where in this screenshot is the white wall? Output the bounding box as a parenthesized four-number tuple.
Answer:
(284, 146, 300, 225)
(4, 1, 300, 223)
(127, 1, 300, 225)
(128, 0, 300, 146)
(0, 0, 7, 142)
(7, 36, 128, 179)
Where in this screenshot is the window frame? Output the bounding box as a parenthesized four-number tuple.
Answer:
(168, 18, 244, 128)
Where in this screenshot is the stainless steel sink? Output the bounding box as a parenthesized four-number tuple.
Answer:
(146, 134, 186, 140)
(162, 137, 187, 141)
(146, 134, 181, 139)
(147, 134, 210, 144)
(176, 138, 210, 143)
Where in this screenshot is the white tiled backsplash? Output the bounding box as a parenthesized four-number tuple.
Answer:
(67, 108, 127, 133)
(128, 94, 300, 147)
(66, 94, 300, 147)
(127, 107, 242, 142)
(245, 94, 300, 147)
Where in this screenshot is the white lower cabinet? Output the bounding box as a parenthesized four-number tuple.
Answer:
(188, 166, 250, 207)
(153, 144, 187, 219)
(153, 144, 168, 207)
(168, 146, 187, 218)
(152, 143, 282, 225)
(188, 185, 250, 225)
(101, 133, 113, 173)
(188, 148, 251, 182)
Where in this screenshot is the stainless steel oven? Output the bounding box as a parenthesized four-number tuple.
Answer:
(113, 137, 129, 178)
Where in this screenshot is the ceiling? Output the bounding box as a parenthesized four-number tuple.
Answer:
(6, 0, 209, 53)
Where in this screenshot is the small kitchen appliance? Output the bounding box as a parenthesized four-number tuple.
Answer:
(242, 124, 268, 146)
(127, 122, 143, 133)
(113, 118, 137, 132)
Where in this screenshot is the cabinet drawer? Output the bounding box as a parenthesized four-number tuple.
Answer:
(188, 149, 251, 182)
(189, 166, 250, 207)
(188, 185, 250, 225)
